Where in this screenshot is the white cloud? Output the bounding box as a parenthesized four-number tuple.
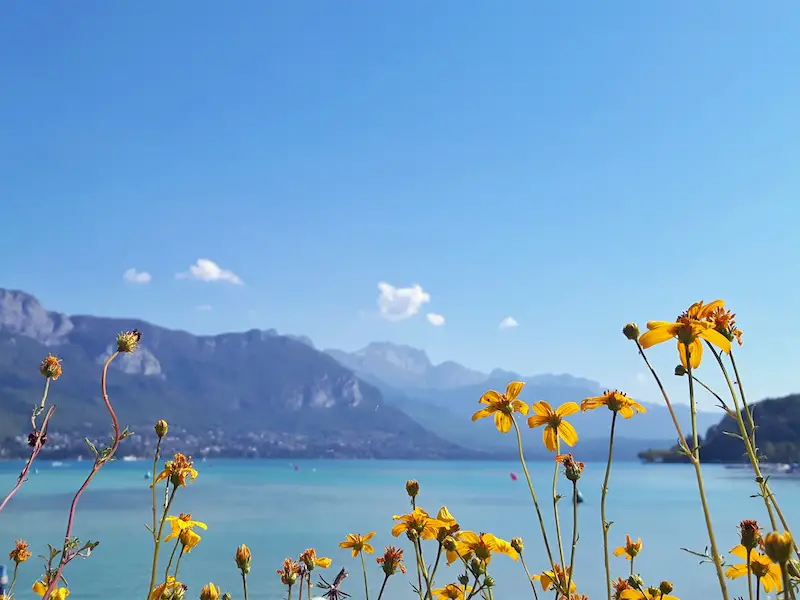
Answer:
(426, 313, 445, 326)
(123, 268, 152, 284)
(176, 259, 243, 285)
(196, 304, 212, 311)
(377, 282, 430, 321)
(499, 316, 518, 329)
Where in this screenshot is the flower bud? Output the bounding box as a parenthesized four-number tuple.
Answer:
(510, 537, 524, 554)
(739, 519, 761, 550)
(39, 354, 63, 380)
(622, 323, 640, 341)
(469, 557, 485, 575)
(155, 420, 169, 439)
(235, 544, 252, 574)
(116, 329, 142, 353)
(405, 480, 419, 498)
(458, 573, 470, 586)
(764, 531, 793, 564)
(659, 581, 674, 594)
(221, 595, 232, 600)
(199, 583, 220, 600)
(484, 576, 495, 588)
(442, 536, 457, 552)
(627, 574, 644, 589)
(674, 365, 687, 377)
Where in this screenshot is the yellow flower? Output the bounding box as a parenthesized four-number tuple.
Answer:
(200, 583, 221, 600)
(9, 539, 31, 563)
(764, 530, 794, 564)
(339, 532, 376, 557)
(457, 531, 518, 564)
(639, 300, 731, 368)
(179, 527, 202, 552)
(472, 381, 529, 433)
(33, 581, 70, 600)
(619, 590, 679, 600)
(613, 534, 643, 560)
(706, 305, 743, 345)
(725, 546, 782, 593)
(391, 508, 444, 540)
(300, 548, 332, 570)
(235, 543, 252, 573)
(148, 576, 184, 600)
(532, 564, 576, 595)
(39, 354, 63, 380)
(526, 401, 580, 452)
(164, 513, 208, 542)
(432, 583, 472, 599)
(580, 390, 646, 419)
(152, 452, 198, 488)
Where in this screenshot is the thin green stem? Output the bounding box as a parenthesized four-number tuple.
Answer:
(360, 549, 371, 600)
(729, 352, 756, 448)
(241, 571, 249, 600)
(746, 553, 754, 600)
(147, 487, 177, 599)
(511, 417, 556, 570)
(518, 554, 540, 600)
(164, 538, 180, 581)
(428, 544, 444, 588)
(600, 411, 618, 600)
(375, 574, 390, 600)
(173, 546, 185, 580)
(297, 573, 304, 600)
(552, 440, 566, 570)
(8, 561, 20, 595)
(782, 564, 790, 600)
(686, 346, 730, 600)
(630, 557, 634, 578)
(565, 481, 579, 599)
(288, 584, 293, 600)
(151, 437, 163, 541)
(416, 538, 433, 600)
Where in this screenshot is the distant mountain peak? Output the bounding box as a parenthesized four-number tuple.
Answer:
(0, 288, 74, 344)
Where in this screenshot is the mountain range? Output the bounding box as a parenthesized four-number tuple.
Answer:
(0, 288, 721, 460)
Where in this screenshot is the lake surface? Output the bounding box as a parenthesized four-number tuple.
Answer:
(0, 459, 796, 600)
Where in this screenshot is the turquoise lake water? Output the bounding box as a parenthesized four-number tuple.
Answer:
(0, 459, 797, 600)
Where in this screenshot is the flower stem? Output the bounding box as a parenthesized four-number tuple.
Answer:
(415, 538, 433, 600)
(164, 538, 180, 581)
(148, 486, 178, 599)
(565, 480, 579, 598)
(686, 348, 729, 600)
(511, 417, 556, 571)
(518, 554, 540, 600)
(600, 411, 618, 600)
(376, 574, 390, 600)
(746, 552, 754, 600)
(151, 437, 163, 540)
(241, 572, 249, 600)
(428, 544, 443, 588)
(8, 561, 19, 596)
(360, 549, 371, 600)
(173, 547, 185, 580)
(42, 352, 123, 600)
(552, 440, 566, 570)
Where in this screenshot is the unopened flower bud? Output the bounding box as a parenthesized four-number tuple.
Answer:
(199, 583, 220, 600)
(627, 574, 644, 589)
(39, 354, 63, 380)
(116, 329, 142, 353)
(622, 323, 640, 341)
(405, 480, 419, 498)
(659, 581, 674, 595)
(236, 544, 252, 574)
(484, 576, 495, 588)
(155, 420, 169, 438)
(510, 537, 524, 553)
(469, 557, 485, 575)
(674, 365, 687, 377)
(442, 537, 457, 552)
(647, 587, 660, 597)
(739, 519, 761, 550)
(764, 531, 793, 564)
(221, 594, 232, 600)
(458, 573, 470, 586)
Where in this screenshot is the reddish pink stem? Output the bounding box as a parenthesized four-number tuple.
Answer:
(42, 353, 121, 600)
(0, 405, 57, 515)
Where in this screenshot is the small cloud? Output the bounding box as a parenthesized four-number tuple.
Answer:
(377, 282, 431, 321)
(499, 316, 518, 329)
(176, 259, 243, 285)
(123, 268, 152, 284)
(196, 304, 212, 311)
(426, 313, 445, 326)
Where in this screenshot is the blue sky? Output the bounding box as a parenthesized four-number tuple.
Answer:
(1, 2, 799, 407)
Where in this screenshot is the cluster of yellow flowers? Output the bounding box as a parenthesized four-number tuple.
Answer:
(1, 302, 798, 600)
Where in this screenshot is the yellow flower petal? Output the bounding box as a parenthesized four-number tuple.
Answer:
(557, 420, 579, 447)
(494, 412, 512, 433)
(511, 400, 529, 415)
(315, 557, 332, 568)
(505, 381, 525, 400)
(555, 402, 580, 418)
(531, 401, 554, 417)
(33, 581, 47, 597)
(471, 407, 495, 421)
(479, 390, 501, 405)
(639, 325, 677, 348)
(543, 427, 558, 452)
(526, 415, 548, 428)
(699, 326, 732, 354)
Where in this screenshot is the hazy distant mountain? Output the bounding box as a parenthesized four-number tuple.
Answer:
(325, 341, 722, 457)
(0, 289, 472, 459)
